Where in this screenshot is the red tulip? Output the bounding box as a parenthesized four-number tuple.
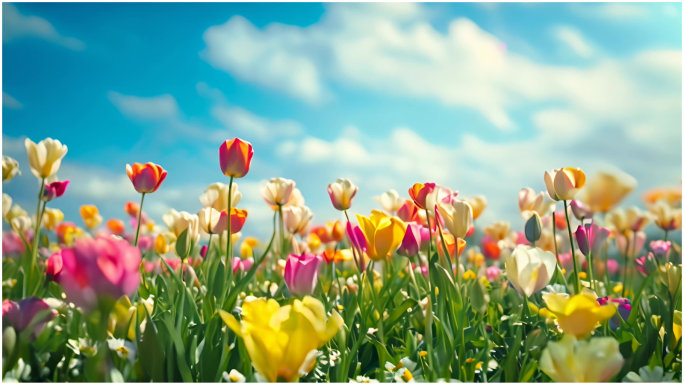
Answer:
(219, 138, 253, 178)
(126, 162, 167, 193)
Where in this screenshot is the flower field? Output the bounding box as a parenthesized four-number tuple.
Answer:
(1, 136, 682, 382)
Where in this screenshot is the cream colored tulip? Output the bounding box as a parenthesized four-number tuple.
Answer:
(437, 200, 472, 239)
(11, 215, 32, 234)
(606, 207, 652, 234)
(197, 207, 227, 235)
(283, 205, 313, 235)
(649, 201, 682, 231)
(2, 156, 20, 181)
(24, 138, 68, 179)
(162, 209, 200, 245)
(578, 169, 636, 213)
(5, 203, 27, 223)
(484, 221, 511, 242)
(376, 189, 404, 213)
(518, 188, 555, 219)
(540, 335, 623, 382)
(327, 178, 358, 211)
(505, 245, 556, 297)
(544, 167, 586, 201)
(199, 182, 241, 212)
(284, 188, 306, 207)
(2, 193, 12, 218)
(263, 177, 296, 208)
(465, 195, 487, 220)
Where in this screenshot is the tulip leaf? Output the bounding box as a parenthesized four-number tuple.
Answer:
(138, 313, 166, 381)
(385, 299, 418, 331)
(175, 228, 189, 260)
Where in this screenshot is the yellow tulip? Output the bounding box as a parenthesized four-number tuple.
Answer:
(2, 156, 20, 182)
(465, 195, 487, 220)
(24, 137, 68, 179)
(79, 205, 102, 229)
(541, 292, 616, 338)
(240, 237, 259, 259)
(154, 231, 176, 255)
(540, 334, 624, 382)
(42, 208, 64, 231)
(356, 210, 407, 261)
(649, 201, 682, 231)
(544, 167, 586, 201)
(220, 296, 343, 382)
(109, 295, 154, 340)
(578, 169, 636, 213)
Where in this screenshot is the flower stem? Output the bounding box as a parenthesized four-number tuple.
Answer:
(277, 204, 284, 257)
(551, 212, 569, 289)
(225, 176, 234, 300)
(134, 192, 146, 247)
(587, 249, 596, 292)
(26, 178, 46, 297)
(563, 200, 581, 293)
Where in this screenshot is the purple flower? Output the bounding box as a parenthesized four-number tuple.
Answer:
(42, 180, 70, 202)
(2, 297, 56, 338)
(597, 297, 631, 330)
(575, 222, 610, 256)
(284, 253, 321, 296)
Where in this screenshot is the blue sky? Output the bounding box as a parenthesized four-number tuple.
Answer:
(2, 2, 682, 238)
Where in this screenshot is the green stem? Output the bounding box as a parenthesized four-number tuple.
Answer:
(225, 176, 234, 289)
(26, 178, 46, 297)
(587, 249, 596, 292)
(551, 211, 569, 290)
(134, 192, 146, 246)
(424, 209, 435, 296)
(277, 204, 285, 257)
(563, 200, 581, 294)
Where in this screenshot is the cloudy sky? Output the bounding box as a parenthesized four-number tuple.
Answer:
(2, 2, 682, 238)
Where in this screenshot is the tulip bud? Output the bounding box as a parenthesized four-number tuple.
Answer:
(2, 156, 20, 182)
(398, 222, 422, 257)
(80, 205, 103, 229)
(524, 212, 542, 243)
(24, 138, 68, 179)
(42, 180, 70, 202)
(376, 189, 403, 213)
(284, 253, 321, 296)
(126, 163, 167, 194)
(505, 245, 556, 297)
(327, 178, 358, 211)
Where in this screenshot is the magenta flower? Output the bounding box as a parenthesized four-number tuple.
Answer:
(2, 298, 56, 338)
(635, 253, 656, 276)
(284, 253, 321, 296)
(597, 297, 631, 330)
(58, 236, 141, 310)
(46, 251, 63, 281)
(232, 257, 254, 274)
(2, 231, 25, 259)
(419, 226, 431, 252)
(398, 222, 422, 257)
(650, 240, 671, 257)
(346, 221, 367, 254)
(606, 259, 619, 275)
(200, 245, 208, 259)
(42, 180, 70, 202)
(575, 222, 610, 256)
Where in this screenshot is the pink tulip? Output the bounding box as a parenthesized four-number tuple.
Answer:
(606, 259, 619, 275)
(650, 240, 671, 257)
(486, 265, 501, 282)
(515, 231, 530, 246)
(232, 257, 254, 274)
(569, 200, 593, 220)
(42, 180, 70, 202)
(575, 223, 610, 256)
(399, 222, 422, 256)
(397, 199, 420, 223)
(2, 298, 56, 338)
(346, 221, 367, 254)
(419, 226, 431, 252)
(200, 245, 208, 259)
(284, 253, 321, 296)
(2, 231, 25, 259)
(58, 236, 141, 310)
(46, 251, 63, 281)
(137, 235, 154, 252)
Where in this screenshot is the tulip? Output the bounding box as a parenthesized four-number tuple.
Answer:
(465, 195, 487, 220)
(41, 180, 69, 202)
(2, 231, 25, 258)
(615, 230, 646, 258)
(544, 167, 586, 201)
(483, 221, 511, 241)
(397, 199, 420, 223)
(575, 223, 610, 256)
(540, 334, 624, 382)
(311, 221, 345, 244)
(569, 199, 593, 220)
(11, 215, 32, 234)
(232, 256, 254, 275)
(558, 252, 586, 271)
(198, 207, 228, 235)
(2, 298, 57, 338)
(58, 236, 141, 310)
(284, 188, 306, 207)
(239, 237, 259, 259)
(2, 155, 20, 181)
(322, 249, 351, 264)
(219, 138, 253, 178)
(505, 245, 556, 297)
(486, 265, 501, 282)
(2, 193, 12, 218)
(46, 251, 63, 280)
(578, 169, 636, 213)
(518, 188, 555, 219)
(436, 232, 466, 261)
(356, 210, 407, 261)
(541, 292, 616, 338)
(42, 208, 64, 231)
(284, 253, 322, 296)
(24, 137, 68, 179)
(230, 208, 248, 234)
(408, 183, 436, 210)
(606, 259, 619, 275)
(398, 222, 422, 257)
(437, 200, 473, 239)
(642, 187, 682, 207)
(524, 212, 542, 244)
(481, 236, 501, 260)
(659, 262, 682, 298)
(80, 205, 102, 229)
(199, 182, 242, 212)
(154, 232, 175, 255)
(56, 222, 83, 246)
(650, 240, 671, 257)
(649, 201, 682, 231)
(107, 219, 126, 236)
(327, 178, 358, 211)
(283, 205, 313, 234)
(346, 221, 368, 255)
(220, 296, 343, 382)
(125, 162, 167, 194)
(597, 297, 631, 330)
(606, 207, 652, 234)
(376, 189, 403, 213)
(162, 209, 200, 250)
(263, 177, 296, 208)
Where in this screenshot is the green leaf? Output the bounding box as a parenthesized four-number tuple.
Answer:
(137, 314, 166, 381)
(175, 228, 189, 260)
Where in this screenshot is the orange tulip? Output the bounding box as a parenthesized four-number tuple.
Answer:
(408, 183, 436, 210)
(436, 232, 466, 261)
(107, 219, 126, 236)
(80, 205, 102, 229)
(126, 162, 167, 194)
(219, 138, 253, 178)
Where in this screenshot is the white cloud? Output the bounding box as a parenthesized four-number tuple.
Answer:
(2, 4, 85, 50)
(108, 92, 180, 121)
(552, 26, 595, 58)
(570, 3, 649, 20)
(3, 92, 23, 109)
(211, 105, 303, 142)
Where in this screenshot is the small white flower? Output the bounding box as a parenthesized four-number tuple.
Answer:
(222, 369, 246, 383)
